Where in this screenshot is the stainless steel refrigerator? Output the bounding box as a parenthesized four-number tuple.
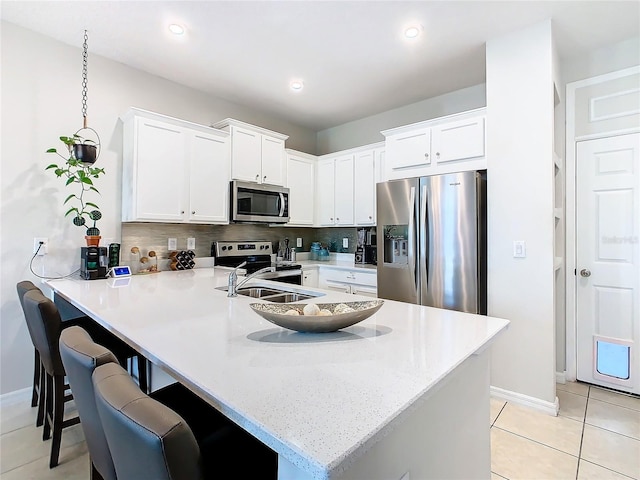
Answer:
(376, 171, 487, 314)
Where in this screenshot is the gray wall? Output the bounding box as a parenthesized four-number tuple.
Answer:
(0, 21, 317, 395)
(316, 84, 486, 154)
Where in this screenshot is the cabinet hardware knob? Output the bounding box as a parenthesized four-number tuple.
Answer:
(425, 153, 429, 158)
(336, 217, 339, 221)
(255, 174, 259, 180)
(192, 211, 196, 214)
(369, 216, 372, 219)
(181, 211, 185, 214)
(580, 269, 591, 277)
(330, 217, 333, 221)
(263, 176, 267, 181)
(436, 152, 440, 158)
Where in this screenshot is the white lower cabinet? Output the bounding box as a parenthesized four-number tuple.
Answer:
(302, 268, 319, 288)
(122, 108, 230, 224)
(317, 267, 377, 298)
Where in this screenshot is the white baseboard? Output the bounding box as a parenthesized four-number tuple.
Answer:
(0, 387, 31, 408)
(556, 371, 567, 384)
(490, 386, 560, 416)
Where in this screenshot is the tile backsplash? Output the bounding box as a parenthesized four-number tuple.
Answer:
(120, 223, 367, 265)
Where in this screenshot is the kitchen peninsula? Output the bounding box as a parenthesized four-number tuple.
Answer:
(46, 268, 509, 480)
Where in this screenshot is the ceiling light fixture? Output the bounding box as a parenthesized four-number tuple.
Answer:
(404, 25, 422, 39)
(290, 80, 304, 91)
(168, 23, 185, 35)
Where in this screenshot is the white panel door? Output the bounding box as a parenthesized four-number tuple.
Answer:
(230, 126, 261, 183)
(189, 132, 229, 223)
(335, 154, 355, 225)
(261, 136, 285, 186)
(354, 150, 376, 225)
(287, 155, 315, 225)
(386, 128, 431, 170)
(576, 133, 640, 394)
(135, 118, 186, 221)
(431, 116, 485, 164)
(316, 159, 336, 225)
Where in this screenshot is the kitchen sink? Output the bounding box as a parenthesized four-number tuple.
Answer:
(215, 284, 324, 303)
(263, 293, 316, 303)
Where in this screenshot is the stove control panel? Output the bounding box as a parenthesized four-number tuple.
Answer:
(212, 241, 273, 257)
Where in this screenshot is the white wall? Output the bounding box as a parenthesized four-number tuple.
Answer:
(486, 21, 557, 405)
(0, 22, 317, 395)
(316, 84, 486, 154)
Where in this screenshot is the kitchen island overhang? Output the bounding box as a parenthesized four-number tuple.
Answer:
(46, 268, 509, 480)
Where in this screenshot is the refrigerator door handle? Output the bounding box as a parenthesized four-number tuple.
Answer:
(407, 186, 417, 293)
(420, 185, 428, 302)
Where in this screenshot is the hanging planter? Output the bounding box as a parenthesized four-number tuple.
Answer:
(45, 30, 105, 245)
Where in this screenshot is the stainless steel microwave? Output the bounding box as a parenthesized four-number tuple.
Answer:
(230, 180, 290, 223)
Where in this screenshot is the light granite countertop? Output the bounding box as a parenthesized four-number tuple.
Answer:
(46, 268, 508, 480)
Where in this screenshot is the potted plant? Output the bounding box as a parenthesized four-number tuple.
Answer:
(46, 134, 105, 246)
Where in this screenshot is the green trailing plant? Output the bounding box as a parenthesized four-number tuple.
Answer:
(46, 134, 105, 236)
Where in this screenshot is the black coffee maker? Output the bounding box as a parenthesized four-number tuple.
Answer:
(364, 230, 377, 265)
(80, 246, 108, 280)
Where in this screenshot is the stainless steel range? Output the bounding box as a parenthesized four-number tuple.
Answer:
(211, 241, 302, 285)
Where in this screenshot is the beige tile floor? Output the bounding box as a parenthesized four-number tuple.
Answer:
(1, 382, 638, 479)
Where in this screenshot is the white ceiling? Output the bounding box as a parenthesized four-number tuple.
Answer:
(2, 1, 639, 131)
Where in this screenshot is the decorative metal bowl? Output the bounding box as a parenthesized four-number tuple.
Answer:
(249, 300, 384, 333)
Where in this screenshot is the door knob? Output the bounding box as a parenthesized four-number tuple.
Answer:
(580, 269, 591, 277)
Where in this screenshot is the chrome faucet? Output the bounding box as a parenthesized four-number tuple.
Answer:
(227, 262, 274, 297)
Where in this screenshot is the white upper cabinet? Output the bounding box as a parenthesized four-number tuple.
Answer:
(382, 108, 486, 180)
(385, 127, 431, 170)
(354, 149, 376, 225)
(316, 158, 337, 226)
(315, 143, 383, 227)
(121, 108, 230, 224)
(334, 154, 355, 225)
(188, 131, 230, 223)
(431, 116, 485, 164)
(285, 149, 316, 226)
(212, 118, 288, 186)
(316, 154, 355, 226)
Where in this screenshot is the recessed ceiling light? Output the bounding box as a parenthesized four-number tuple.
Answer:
(168, 24, 185, 35)
(404, 25, 422, 39)
(290, 80, 304, 91)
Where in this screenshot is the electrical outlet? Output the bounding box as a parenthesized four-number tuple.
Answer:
(168, 238, 177, 250)
(342, 237, 349, 248)
(513, 240, 526, 258)
(296, 237, 302, 248)
(34, 237, 48, 255)
(187, 237, 196, 250)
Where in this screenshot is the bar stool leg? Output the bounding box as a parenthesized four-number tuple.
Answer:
(31, 349, 40, 407)
(49, 375, 64, 468)
(42, 373, 53, 441)
(36, 367, 46, 427)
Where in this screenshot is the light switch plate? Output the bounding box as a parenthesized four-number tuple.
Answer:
(343, 237, 349, 248)
(297, 237, 302, 248)
(187, 237, 196, 250)
(168, 238, 177, 250)
(513, 240, 526, 258)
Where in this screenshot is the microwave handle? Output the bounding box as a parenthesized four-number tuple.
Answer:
(278, 193, 285, 216)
